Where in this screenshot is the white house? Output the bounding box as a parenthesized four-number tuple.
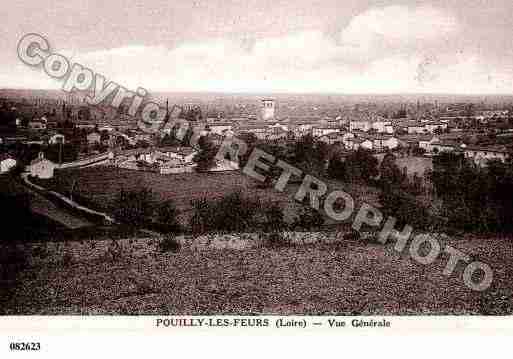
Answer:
(381, 136, 400, 150)
(430, 141, 460, 154)
(29, 120, 47, 131)
(209, 122, 233, 135)
(222, 129, 235, 138)
(350, 120, 371, 132)
(49, 133, 65, 145)
(312, 127, 339, 138)
(364, 136, 399, 151)
(406, 121, 427, 134)
(209, 158, 240, 172)
(98, 124, 115, 132)
(268, 122, 289, 132)
(424, 122, 448, 133)
(341, 132, 356, 149)
(29, 152, 56, 179)
(350, 138, 373, 151)
(291, 122, 316, 137)
(160, 147, 197, 162)
(371, 120, 394, 134)
(236, 125, 268, 139)
(87, 132, 101, 145)
(319, 132, 346, 145)
(0, 156, 17, 173)
(418, 136, 440, 152)
(265, 127, 288, 140)
(464, 146, 511, 166)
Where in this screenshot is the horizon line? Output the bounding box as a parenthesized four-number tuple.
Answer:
(1, 87, 512, 98)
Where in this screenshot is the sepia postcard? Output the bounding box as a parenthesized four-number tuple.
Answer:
(1, 0, 513, 356)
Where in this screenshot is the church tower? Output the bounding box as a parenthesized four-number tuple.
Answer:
(261, 99, 275, 121)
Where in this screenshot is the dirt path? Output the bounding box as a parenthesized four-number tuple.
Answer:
(25, 184, 93, 230)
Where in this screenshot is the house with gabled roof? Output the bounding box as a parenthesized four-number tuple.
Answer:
(29, 152, 56, 179)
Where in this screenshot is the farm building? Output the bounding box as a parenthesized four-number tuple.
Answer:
(29, 152, 56, 179)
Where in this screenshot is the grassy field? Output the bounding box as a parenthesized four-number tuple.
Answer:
(40, 167, 289, 211)
(36, 166, 382, 228)
(2, 234, 512, 315)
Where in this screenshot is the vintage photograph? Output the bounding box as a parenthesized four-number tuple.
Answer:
(1, 0, 513, 316)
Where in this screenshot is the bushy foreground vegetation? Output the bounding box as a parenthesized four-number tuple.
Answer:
(429, 152, 513, 233)
(111, 185, 327, 236)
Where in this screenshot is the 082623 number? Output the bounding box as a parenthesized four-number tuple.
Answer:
(9, 342, 41, 351)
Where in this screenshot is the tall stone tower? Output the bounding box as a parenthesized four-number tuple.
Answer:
(261, 99, 275, 121)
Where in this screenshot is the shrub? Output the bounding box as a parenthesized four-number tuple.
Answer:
(342, 148, 379, 184)
(61, 252, 74, 267)
(99, 240, 124, 262)
(0, 245, 28, 281)
(158, 235, 181, 253)
(265, 232, 290, 248)
(293, 206, 324, 231)
(379, 152, 405, 189)
(343, 229, 360, 241)
(154, 200, 180, 232)
(189, 197, 214, 234)
(193, 136, 218, 172)
(112, 187, 155, 226)
(327, 156, 346, 179)
(259, 202, 287, 232)
(189, 191, 260, 234)
(379, 188, 432, 230)
(412, 147, 426, 156)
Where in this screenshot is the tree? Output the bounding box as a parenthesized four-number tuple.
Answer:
(112, 187, 155, 226)
(327, 155, 346, 179)
(412, 146, 426, 156)
(159, 133, 180, 147)
(136, 140, 150, 149)
(379, 152, 404, 189)
(293, 206, 324, 231)
(291, 134, 329, 175)
(179, 106, 203, 122)
(429, 152, 513, 233)
(189, 191, 261, 234)
(379, 188, 432, 230)
(100, 130, 110, 143)
(342, 148, 379, 184)
(46, 143, 79, 163)
(259, 202, 287, 232)
(155, 200, 181, 232)
(410, 172, 424, 196)
(193, 136, 217, 172)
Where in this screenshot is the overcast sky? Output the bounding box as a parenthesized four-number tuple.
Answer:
(2, 0, 513, 94)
